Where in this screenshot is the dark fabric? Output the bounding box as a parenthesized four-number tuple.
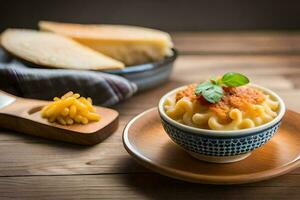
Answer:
(0, 48, 137, 106)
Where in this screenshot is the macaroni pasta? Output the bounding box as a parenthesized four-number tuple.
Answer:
(41, 91, 101, 125)
(164, 85, 279, 130)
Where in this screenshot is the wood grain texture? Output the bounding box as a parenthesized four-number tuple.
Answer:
(173, 32, 300, 54)
(0, 174, 300, 200)
(0, 32, 299, 199)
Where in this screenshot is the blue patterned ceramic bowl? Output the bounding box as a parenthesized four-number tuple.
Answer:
(158, 85, 286, 163)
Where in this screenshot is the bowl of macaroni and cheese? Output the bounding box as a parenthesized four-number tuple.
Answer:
(158, 83, 285, 163)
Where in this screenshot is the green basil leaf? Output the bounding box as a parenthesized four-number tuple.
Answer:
(221, 72, 249, 87)
(194, 82, 223, 103)
(194, 81, 212, 96)
(202, 85, 223, 103)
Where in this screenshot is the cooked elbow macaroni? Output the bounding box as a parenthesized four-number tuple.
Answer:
(164, 87, 279, 130)
(41, 91, 101, 125)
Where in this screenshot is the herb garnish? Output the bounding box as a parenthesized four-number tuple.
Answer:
(194, 72, 249, 103)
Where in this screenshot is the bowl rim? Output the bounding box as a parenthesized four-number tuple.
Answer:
(158, 84, 286, 137)
(102, 48, 178, 75)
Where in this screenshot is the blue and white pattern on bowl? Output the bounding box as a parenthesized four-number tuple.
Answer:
(158, 84, 286, 162)
(160, 117, 281, 157)
(104, 49, 177, 91)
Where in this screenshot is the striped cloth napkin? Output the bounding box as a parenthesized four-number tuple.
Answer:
(0, 48, 137, 106)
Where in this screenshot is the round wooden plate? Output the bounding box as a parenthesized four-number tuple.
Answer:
(123, 108, 300, 184)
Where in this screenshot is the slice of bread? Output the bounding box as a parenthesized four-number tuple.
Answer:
(0, 29, 124, 70)
(39, 21, 174, 65)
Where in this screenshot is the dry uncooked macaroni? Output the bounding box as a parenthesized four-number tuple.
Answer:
(164, 88, 279, 130)
(41, 91, 100, 125)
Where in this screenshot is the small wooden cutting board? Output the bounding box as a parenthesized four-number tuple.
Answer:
(0, 90, 119, 145)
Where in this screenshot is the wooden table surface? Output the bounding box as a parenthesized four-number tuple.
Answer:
(0, 32, 300, 200)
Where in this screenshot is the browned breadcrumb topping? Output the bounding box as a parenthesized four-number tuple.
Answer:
(176, 84, 198, 102)
(175, 84, 265, 122)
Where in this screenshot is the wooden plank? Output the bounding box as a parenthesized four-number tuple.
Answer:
(174, 55, 300, 76)
(0, 133, 147, 176)
(0, 136, 297, 177)
(0, 93, 299, 177)
(0, 53, 299, 177)
(0, 174, 299, 200)
(172, 32, 300, 54)
(173, 55, 300, 89)
(0, 47, 299, 200)
(0, 32, 300, 199)
(0, 92, 299, 177)
(284, 74, 300, 88)
(277, 91, 300, 112)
